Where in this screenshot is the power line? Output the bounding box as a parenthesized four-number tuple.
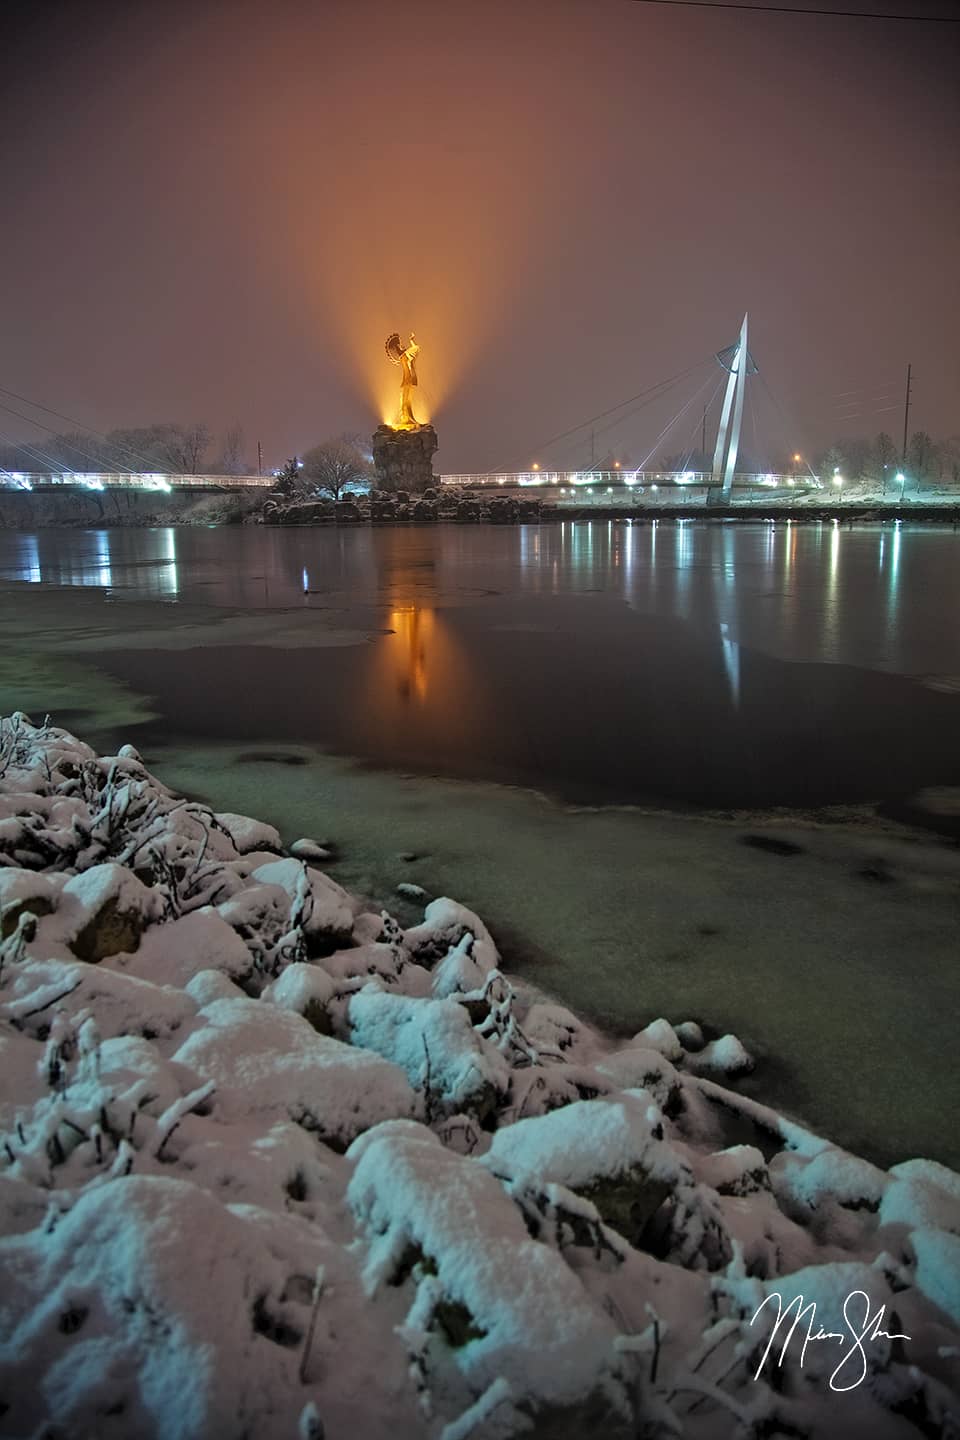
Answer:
(620, 0, 957, 22)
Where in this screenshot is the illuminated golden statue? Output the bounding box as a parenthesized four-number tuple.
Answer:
(385, 332, 421, 430)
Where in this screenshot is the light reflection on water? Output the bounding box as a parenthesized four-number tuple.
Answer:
(8, 521, 960, 808)
(2, 520, 960, 680)
(5, 527, 179, 598)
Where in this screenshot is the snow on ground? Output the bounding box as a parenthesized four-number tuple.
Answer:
(0, 712, 958, 1440)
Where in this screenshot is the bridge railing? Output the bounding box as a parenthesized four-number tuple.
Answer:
(0, 472, 274, 492)
(438, 471, 818, 490)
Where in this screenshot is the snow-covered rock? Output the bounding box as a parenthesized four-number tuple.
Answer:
(2, 715, 958, 1440)
(214, 811, 282, 854)
(484, 1092, 689, 1245)
(347, 1120, 632, 1433)
(290, 837, 333, 862)
(910, 1228, 960, 1325)
(0, 1175, 326, 1440)
(683, 1032, 754, 1077)
(593, 1046, 682, 1111)
(172, 996, 418, 1147)
(404, 897, 500, 976)
(631, 1017, 684, 1062)
(52, 863, 163, 962)
(263, 961, 336, 1030)
(349, 989, 510, 1119)
(103, 907, 254, 988)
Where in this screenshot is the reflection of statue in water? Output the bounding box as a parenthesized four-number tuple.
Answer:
(390, 605, 430, 702)
(385, 332, 421, 430)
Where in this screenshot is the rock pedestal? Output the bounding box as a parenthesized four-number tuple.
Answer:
(372, 423, 438, 495)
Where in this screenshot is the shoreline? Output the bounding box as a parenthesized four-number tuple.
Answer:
(3, 500, 960, 529)
(1, 712, 958, 1438)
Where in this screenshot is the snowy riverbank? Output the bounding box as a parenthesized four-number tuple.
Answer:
(1, 713, 958, 1439)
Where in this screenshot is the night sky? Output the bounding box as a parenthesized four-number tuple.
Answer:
(2, 0, 958, 473)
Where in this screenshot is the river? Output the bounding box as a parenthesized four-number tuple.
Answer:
(1, 521, 958, 1168)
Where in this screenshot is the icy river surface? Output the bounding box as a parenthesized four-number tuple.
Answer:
(1, 521, 959, 1167)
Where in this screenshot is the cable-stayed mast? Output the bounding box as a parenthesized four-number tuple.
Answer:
(711, 312, 757, 499)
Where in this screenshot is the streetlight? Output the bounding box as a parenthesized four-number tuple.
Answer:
(896, 471, 906, 504)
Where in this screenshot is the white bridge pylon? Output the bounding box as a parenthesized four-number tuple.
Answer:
(711, 312, 758, 499)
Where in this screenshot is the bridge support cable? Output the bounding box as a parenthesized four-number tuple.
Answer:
(0, 383, 169, 474)
(482, 358, 711, 477)
(0, 424, 84, 478)
(675, 373, 725, 474)
(632, 366, 726, 476)
(0, 398, 138, 477)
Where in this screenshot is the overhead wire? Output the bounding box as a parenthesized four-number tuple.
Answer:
(618, 0, 957, 23)
(757, 371, 818, 479)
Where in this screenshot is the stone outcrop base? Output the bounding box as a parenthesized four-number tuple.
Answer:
(372, 424, 438, 495)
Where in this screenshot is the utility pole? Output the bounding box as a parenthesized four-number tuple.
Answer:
(901, 364, 912, 466)
(257, 440, 262, 478)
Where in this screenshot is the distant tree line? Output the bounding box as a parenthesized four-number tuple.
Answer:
(0, 422, 249, 477)
(657, 430, 960, 489)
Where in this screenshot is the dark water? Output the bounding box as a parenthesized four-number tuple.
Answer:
(3, 522, 960, 809)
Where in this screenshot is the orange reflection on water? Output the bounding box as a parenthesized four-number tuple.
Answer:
(356, 588, 488, 766)
(390, 605, 432, 703)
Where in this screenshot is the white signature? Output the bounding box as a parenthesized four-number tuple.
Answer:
(749, 1290, 911, 1392)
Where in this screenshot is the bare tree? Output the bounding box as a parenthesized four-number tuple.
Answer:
(163, 424, 211, 474)
(868, 432, 899, 492)
(939, 436, 960, 484)
(907, 430, 936, 489)
(818, 444, 846, 483)
(301, 433, 374, 500)
(218, 424, 247, 476)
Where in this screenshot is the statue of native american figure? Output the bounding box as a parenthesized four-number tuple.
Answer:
(385, 332, 421, 429)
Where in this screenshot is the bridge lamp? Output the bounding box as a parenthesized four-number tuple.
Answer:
(532, 462, 539, 470)
(651, 484, 658, 492)
(614, 461, 621, 469)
